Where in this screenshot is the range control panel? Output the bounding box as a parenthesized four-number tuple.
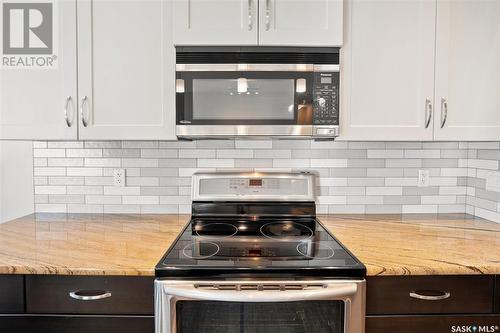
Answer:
(312, 72, 339, 127)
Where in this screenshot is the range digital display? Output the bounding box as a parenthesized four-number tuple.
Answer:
(249, 179, 263, 187)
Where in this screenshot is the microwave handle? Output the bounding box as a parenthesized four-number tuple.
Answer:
(160, 283, 357, 302)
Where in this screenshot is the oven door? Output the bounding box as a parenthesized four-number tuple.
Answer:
(155, 279, 365, 333)
(176, 66, 314, 138)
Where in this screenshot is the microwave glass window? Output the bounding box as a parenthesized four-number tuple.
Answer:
(192, 79, 295, 120)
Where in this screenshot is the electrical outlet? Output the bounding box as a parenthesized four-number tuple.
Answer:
(113, 168, 126, 187)
(486, 171, 500, 193)
(418, 169, 430, 187)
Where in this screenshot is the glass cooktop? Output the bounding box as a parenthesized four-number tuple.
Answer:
(155, 217, 366, 278)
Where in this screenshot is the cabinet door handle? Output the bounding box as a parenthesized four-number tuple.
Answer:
(409, 290, 451, 301)
(248, 0, 253, 31)
(80, 96, 89, 127)
(440, 97, 448, 128)
(69, 290, 112, 301)
(265, 0, 271, 31)
(64, 96, 73, 127)
(425, 98, 432, 129)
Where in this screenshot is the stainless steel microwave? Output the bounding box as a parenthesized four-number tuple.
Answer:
(175, 47, 340, 139)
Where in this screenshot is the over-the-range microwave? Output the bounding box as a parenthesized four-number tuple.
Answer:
(175, 47, 340, 139)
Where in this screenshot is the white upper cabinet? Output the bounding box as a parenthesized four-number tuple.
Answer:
(340, 0, 436, 141)
(259, 0, 343, 46)
(434, 0, 500, 141)
(0, 0, 77, 140)
(77, 0, 176, 140)
(172, 0, 258, 45)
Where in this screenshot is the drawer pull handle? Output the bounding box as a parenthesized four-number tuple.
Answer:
(69, 290, 112, 301)
(409, 290, 450, 301)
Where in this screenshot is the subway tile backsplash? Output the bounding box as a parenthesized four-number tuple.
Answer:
(32, 140, 500, 222)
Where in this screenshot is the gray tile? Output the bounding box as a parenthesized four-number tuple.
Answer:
(84, 141, 122, 149)
(330, 168, 367, 177)
(329, 149, 367, 158)
(422, 159, 458, 168)
(386, 159, 422, 168)
(367, 168, 404, 177)
(365, 205, 402, 214)
(383, 195, 420, 205)
(49, 195, 85, 204)
(102, 149, 140, 158)
(254, 150, 291, 159)
(272, 140, 310, 149)
(235, 159, 273, 168)
(347, 159, 385, 168)
(158, 159, 197, 168)
(403, 187, 439, 195)
(140, 168, 178, 177)
(141, 149, 178, 158)
(422, 142, 459, 149)
(347, 178, 385, 186)
(141, 187, 178, 196)
(292, 149, 329, 158)
(477, 150, 500, 160)
(196, 140, 235, 149)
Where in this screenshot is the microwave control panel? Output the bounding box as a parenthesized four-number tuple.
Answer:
(312, 72, 339, 126)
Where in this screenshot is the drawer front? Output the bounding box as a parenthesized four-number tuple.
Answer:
(0, 275, 24, 313)
(0, 315, 153, 333)
(366, 315, 500, 333)
(367, 275, 494, 315)
(26, 276, 153, 315)
(496, 275, 500, 314)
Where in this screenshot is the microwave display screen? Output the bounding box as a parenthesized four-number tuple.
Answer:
(192, 79, 295, 120)
(320, 77, 332, 84)
(249, 179, 262, 187)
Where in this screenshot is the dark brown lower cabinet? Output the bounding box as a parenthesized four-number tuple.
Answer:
(366, 315, 500, 333)
(0, 315, 154, 333)
(495, 276, 500, 314)
(0, 275, 24, 313)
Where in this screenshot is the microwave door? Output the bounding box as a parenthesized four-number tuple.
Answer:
(176, 72, 314, 137)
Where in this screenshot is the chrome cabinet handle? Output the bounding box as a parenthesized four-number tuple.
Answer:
(409, 290, 451, 301)
(69, 290, 112, 301)
(80, 96, 89, 127)
(64, 96, 73, 127)
(425, 98, 432, 129)
(248, 0, 253, 31)
(265, 0, 271, 31)
(440, 97, 448, 128)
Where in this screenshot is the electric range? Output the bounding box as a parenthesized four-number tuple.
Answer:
(155, 172, 366, 333)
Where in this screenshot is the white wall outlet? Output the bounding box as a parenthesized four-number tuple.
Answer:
(486, 171, 500, 193)
(113, 168, 126, 187)
(417, 169, 430, 187)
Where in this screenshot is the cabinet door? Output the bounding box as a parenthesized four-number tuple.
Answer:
(0, 0, 77, 140)
(341, 0, 436, 141)
(172, 0, 258, 45)
(77, 0, 176, 140)
(434, 0, 500, 141)
(258, 0, 343, 46)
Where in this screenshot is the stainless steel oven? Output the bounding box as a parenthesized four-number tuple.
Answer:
(155, 279, 365, 333)
(155, 172, 366, 333)
(175, 47, 340, 139)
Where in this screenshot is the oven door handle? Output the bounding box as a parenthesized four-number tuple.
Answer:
(160, 283, 358, 302)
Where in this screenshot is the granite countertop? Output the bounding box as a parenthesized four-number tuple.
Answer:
(0, 213, 499, 276)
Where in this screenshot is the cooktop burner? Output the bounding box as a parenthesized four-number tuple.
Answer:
(194, 222, 239, 239)
(260, 221, 314, 241)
